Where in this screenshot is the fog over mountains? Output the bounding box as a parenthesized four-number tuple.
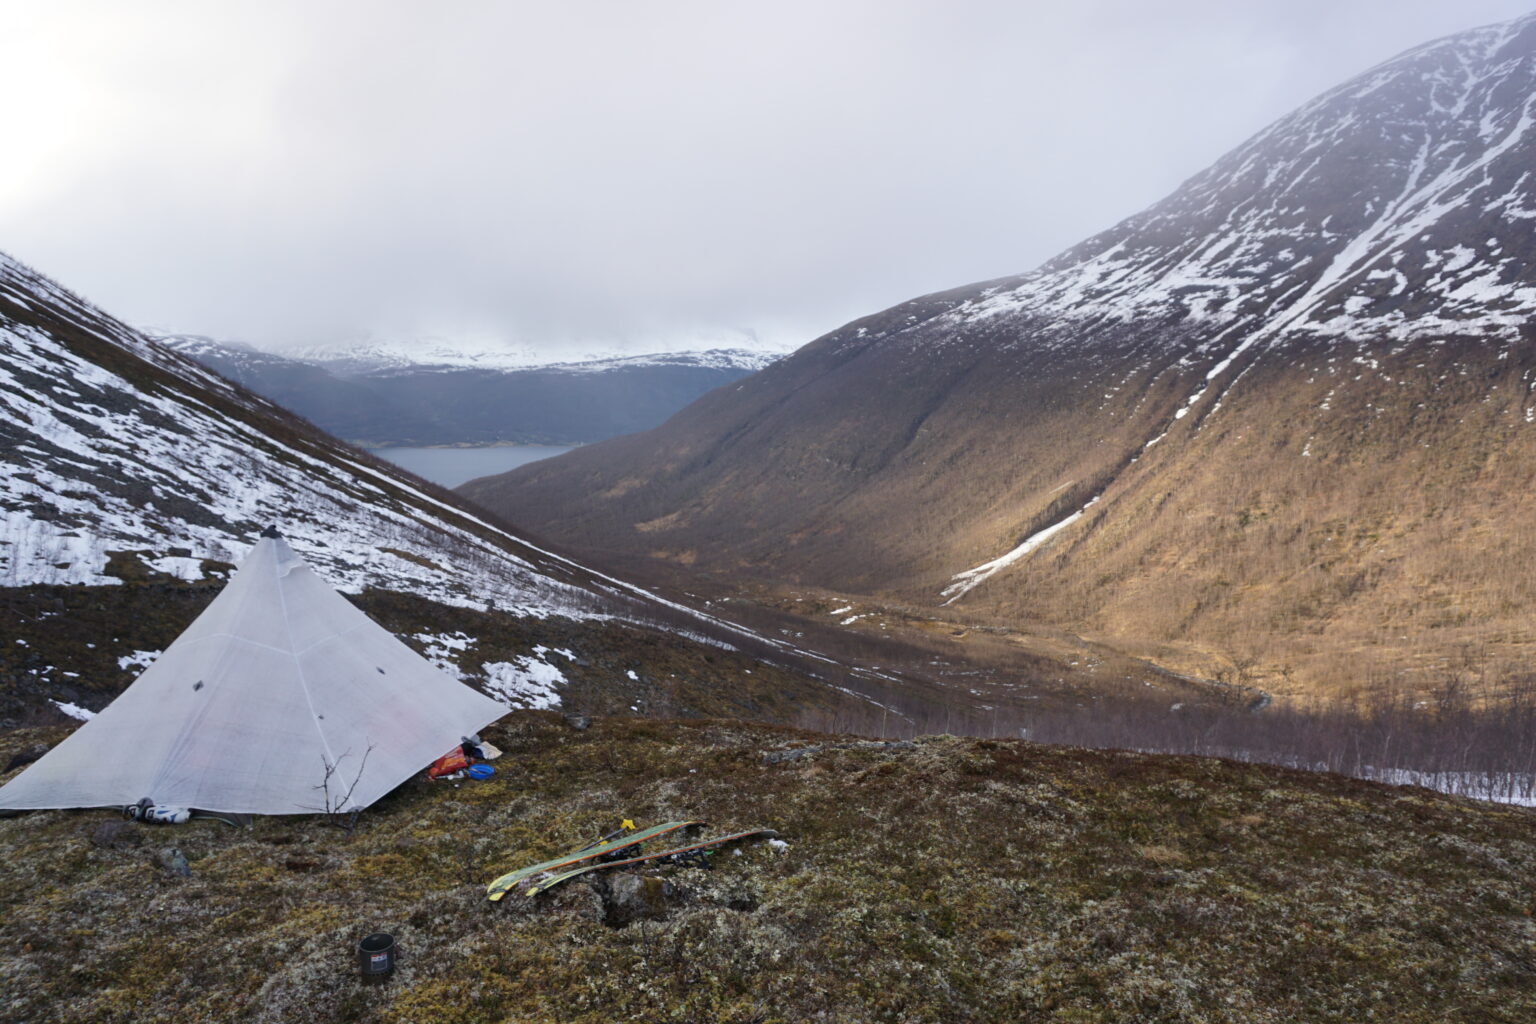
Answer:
(467, 12, 1536, 699)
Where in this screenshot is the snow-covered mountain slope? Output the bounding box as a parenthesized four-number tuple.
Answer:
(943, 11, 1536, 357)
(0, 250, 912, 729)
(160, 335, 781, 445)
(155, 334, 293, 372)
(1, 258, 584, 610)
(469, 12, 1536, 700)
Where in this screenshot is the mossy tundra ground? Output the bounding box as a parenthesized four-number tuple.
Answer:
(1, 713, 1533, 1023)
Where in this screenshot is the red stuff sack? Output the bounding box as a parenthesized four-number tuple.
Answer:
(427, 748, 471, 779)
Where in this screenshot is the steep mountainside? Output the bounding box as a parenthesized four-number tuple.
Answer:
(466, 13, 1536, 699)
(0, 252, 865, 726)
(163, 336, 778, 445)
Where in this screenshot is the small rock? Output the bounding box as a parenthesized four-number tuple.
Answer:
(762, 739, 910, 765)
(4, 746, 47, 773)
(563, 713, 592, 731)
(156, 847, 191, 877)
(724, 891, 759, 913)
(763, 745, 822, 765)
(603, 873, 680, 926)
(91, 820, 141, 850)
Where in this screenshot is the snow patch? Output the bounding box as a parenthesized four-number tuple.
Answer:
(943, 497, 1100, 603)
(413, 632, 475, 678)
(117, 650, 160, 672)
(480, 658, 564, 710)
(49, 700, 95, 721)
(1371, 768, 1536, 806)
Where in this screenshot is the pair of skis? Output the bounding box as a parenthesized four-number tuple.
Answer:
(485, 821, 777, 901)
(486, 820, 700, 902)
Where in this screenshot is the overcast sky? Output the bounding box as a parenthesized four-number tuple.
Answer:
(1, 1, 1532, 360)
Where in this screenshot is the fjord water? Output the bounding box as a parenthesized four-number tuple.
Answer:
(366, 445, 577, 488)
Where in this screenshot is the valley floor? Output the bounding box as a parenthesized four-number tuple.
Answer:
(2, 713, 1532, 1023)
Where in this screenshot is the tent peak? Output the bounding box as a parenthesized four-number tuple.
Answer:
(260, 524, 283, 539)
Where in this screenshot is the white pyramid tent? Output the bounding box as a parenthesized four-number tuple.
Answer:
(0, 530, 508, 815)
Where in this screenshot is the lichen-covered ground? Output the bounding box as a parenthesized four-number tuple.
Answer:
(1, 714, 1533, 1023)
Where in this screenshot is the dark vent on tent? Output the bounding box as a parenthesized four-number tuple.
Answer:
(377, 667, 386, 674)
(193, 681, 203, 691)
(260, 524, 282, 538)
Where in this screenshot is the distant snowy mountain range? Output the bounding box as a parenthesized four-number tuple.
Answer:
(168, 334, 784, 376)
(270, 331, 787, 374)
(160, 335, 783, 446)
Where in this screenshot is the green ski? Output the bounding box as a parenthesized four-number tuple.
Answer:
(486, 820, 703, 901)
(524, 828, 778, 897)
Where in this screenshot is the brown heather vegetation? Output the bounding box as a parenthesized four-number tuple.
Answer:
(2, 713, 1534, 1023)
(972, 336, 1536, 706)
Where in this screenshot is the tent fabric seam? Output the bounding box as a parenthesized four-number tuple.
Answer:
(169, 620, 369, 659)
(273, 551, 343, 797)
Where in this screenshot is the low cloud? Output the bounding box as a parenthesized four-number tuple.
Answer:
(0, 0, 1529, 358)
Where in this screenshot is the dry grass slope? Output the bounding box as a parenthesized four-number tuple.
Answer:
(2, 714, 1532, 1023)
